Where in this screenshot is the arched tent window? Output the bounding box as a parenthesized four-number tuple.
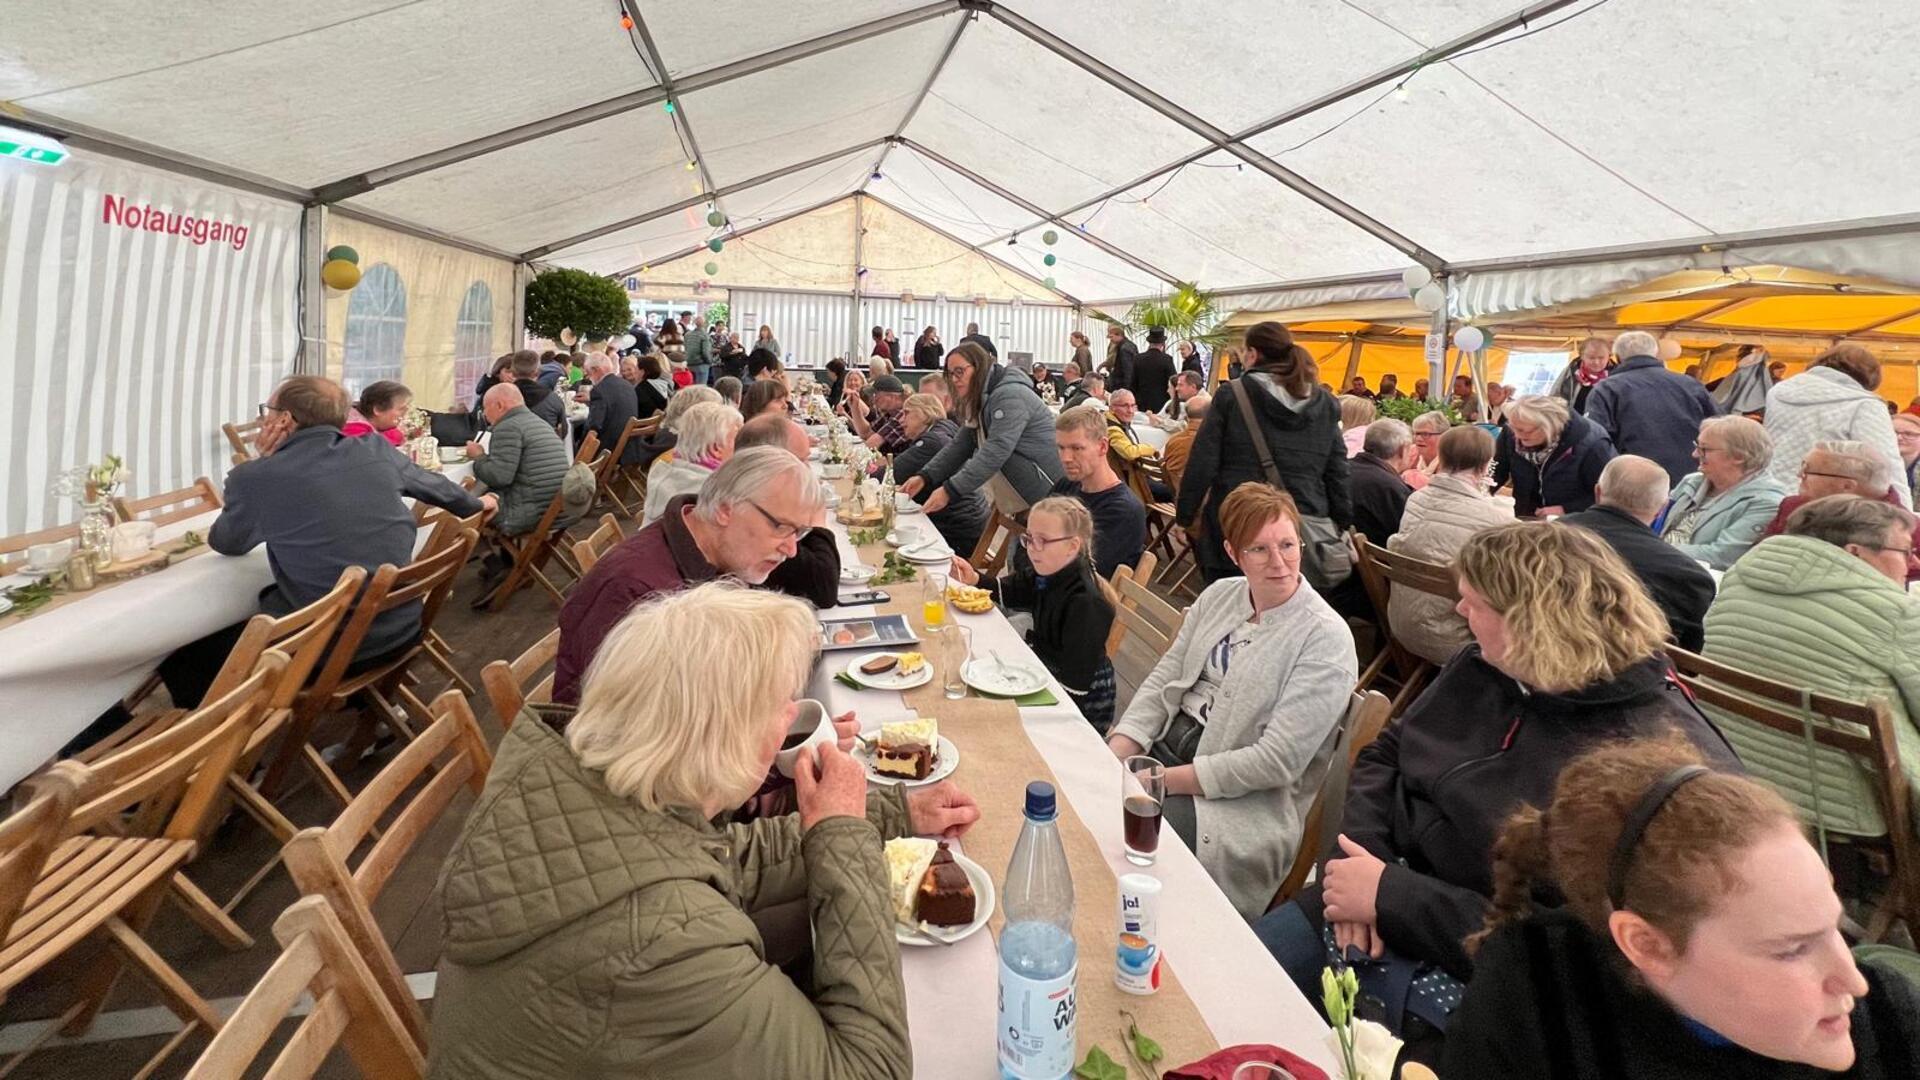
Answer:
(342, 263, 407, 401)
(453, 281, 494, 409)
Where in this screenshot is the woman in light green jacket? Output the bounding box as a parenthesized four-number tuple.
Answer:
(1659, 415, 1789, 570)
(428, 583, 980, 1079)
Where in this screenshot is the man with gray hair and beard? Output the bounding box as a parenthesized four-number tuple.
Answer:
(1560, 454, 1716, 650)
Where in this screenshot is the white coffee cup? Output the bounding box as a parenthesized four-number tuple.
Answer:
(774, 698, 836, 778)
(892, 524, 921, 546)
(26, 540, 73, 572)
(821, 463, 847, 479)
(110, 520, 156, 562)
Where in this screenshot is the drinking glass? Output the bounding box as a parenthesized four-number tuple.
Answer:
(938, 623, 970, 699)
(921, 570, 949, 630)
(1121, 755, 1165, 866)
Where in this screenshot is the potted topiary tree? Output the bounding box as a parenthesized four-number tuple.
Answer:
(523, 268, 632, 345)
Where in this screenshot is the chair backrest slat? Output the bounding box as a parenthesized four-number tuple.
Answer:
(0, 521, 82, 574)
(0, 764, 88, 945)
(481, 628, 561, 730)
(572, 514, 624, 573)
(114, 476, 223, 528)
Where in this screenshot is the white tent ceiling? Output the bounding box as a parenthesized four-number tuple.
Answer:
(5, 0, 1918, 304)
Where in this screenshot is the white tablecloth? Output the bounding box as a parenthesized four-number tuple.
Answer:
(810, 495, 1333, 1077)
(1135, 422, 1172, 452)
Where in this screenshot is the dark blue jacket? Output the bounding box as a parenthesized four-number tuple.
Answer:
(1492, 410, 1616, 518)
(210, 426, 483, 660)
(1582, 355, 1719, 486)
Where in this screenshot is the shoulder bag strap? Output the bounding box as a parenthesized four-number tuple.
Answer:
(1231, 377, 1285, 487)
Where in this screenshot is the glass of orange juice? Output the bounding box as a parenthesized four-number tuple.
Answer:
(921, 571, 949, 629)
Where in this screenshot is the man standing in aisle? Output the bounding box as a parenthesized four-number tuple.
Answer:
(960, 321, 997, 358)
(1105, 323, 1139, 396)
(1583, 330, 1719, 486)
(1133, 329, 1177, 413)
(684, 313, 713, 387)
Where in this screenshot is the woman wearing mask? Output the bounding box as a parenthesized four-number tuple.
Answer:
(1176, 322, 1350, 585)
(948, 497, 1116, 731)
(1108, 483, 1357, 918)
(1491, 394, 1616, 518)
(899, 342, 1063, 516)
(1256, 523, 1737, 1061)
(1448, 736, 1919, 1078)
(344, 380, 412, 447)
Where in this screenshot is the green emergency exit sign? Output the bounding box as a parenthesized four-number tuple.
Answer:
(0, 138, 67, 165)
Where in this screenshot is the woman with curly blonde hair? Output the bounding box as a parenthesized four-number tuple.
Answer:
(1255, 521, 1737, 1065)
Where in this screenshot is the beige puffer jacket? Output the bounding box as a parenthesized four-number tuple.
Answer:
(1386, 473, 1511, 665)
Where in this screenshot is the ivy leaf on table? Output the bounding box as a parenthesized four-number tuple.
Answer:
(1074, 1045, 1127, 1080)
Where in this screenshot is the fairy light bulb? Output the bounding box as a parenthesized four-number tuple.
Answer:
(685, 160, 697, 171)
(1392, 83, 1410, 103)
(619, 13, 633, 29)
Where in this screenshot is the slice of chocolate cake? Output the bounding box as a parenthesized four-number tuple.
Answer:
(916, 842, 976, 927)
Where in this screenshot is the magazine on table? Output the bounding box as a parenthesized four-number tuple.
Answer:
(819, 613, 919, 651)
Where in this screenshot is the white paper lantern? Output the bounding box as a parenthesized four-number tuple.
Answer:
(1658, 338, 1683, 361)
(1453, 326, 1486, 352)
(1402, 266, 1433, 294)
(1413, 283, 1445, 313)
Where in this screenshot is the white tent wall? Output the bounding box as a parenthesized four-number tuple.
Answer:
(861, 296, 1077, 367)
(0, 148, 299, 536)
(320, 214, 517, 411)
(727, 289, 853, 363)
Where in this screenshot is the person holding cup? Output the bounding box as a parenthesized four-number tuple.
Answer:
(1105, 482, 1358, 920)
(430, 582, 979, 1079)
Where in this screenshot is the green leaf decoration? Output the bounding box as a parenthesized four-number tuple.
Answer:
(1075, 1045, 1127, 1080)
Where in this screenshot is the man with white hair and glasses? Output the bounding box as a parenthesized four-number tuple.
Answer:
(1582, 329, 1720, 486)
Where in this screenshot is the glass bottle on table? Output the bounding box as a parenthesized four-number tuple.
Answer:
(879, 454, 897, 535)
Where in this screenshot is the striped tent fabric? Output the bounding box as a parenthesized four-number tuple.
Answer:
(0, 149, 300, 535)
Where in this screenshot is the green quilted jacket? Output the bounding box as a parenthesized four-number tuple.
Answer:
(427, 707, 914, 1079)
(1702, 535, 1920, 837)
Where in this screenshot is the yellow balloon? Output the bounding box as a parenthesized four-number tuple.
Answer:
(321, 258, 362, 290)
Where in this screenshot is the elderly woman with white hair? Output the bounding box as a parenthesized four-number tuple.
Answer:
(1659, 414, 1789, 569)
(430, 582, 980, 1079)
(1401, 409, 1451, 490)
(634, 383, 721, 473)
(642, 400, 741, 524)
(1489, 393, 1616, 518)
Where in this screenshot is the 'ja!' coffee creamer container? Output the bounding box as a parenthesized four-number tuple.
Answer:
(1115, 873, 1162, 995)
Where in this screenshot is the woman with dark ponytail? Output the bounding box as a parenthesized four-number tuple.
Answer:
(1449, 736, 1920, 1079)
(1175, 322, 1350, 585)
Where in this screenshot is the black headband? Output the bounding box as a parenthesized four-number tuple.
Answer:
(1606, 765, 1710, 911)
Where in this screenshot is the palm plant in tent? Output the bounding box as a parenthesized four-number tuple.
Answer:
(1101, 282, 1231, 348)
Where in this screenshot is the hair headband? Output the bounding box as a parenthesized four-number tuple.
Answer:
(1607, 765, 1710, 911)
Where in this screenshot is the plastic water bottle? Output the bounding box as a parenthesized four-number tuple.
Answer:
(997, 781, 1077, 1080)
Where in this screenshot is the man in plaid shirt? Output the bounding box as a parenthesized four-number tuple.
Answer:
(850, 374, 913, 455)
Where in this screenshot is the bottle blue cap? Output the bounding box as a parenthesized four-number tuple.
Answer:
(1024, 781, 1056, 821)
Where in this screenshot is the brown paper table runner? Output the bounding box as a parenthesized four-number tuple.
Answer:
(838, 496, 1221, 1067)
(2, 538, 214, 624)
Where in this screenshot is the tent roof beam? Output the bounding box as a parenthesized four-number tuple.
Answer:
(860, 192, 1082, 304)
(606, 193, 853, 280)
(862, 6, 974, 202)
(1447, 212, 1920, 274)
(619, 0, 727, 228)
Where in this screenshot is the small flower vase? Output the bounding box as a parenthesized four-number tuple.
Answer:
(79, 500, 115, 570)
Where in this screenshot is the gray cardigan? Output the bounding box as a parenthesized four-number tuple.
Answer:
(919, 365, 1063, 506)
(1111, 577, 1358, 919)
(473, 405, 571, 535)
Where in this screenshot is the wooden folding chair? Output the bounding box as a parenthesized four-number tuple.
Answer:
(183, 896, 425, 1079)
(550, 445, 611, 582)
(486, 432, 598, 612)
(260, 530, 478, 804)
(282, 691, 493, 1051)
(1667, 647, 1919, 941)
(223, 417, 264, 466)
(76, 569, 365, 919)
(0, 520, 81, 574)
(571, 513, 625, 574)
(597, 417, 644, 518)
(113, 476, 223, 527)
(967, 507, 1026, 578)
(480, 628, 561, 731)
(1350, 535, 1456, 714)
(410, 505, 488, 697)
(1268, 690, 1392, 910)
(1101, 564, 1186, 696)
(0, 663, 277, 1074)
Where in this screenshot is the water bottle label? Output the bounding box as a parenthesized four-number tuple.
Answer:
(996, 957, 1078, 1079)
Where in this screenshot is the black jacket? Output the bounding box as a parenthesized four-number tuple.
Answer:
(635, 379, 670, 421)
(514, 377, 568, 437)
(1348, 451, 1412, 547)
(960, 333, 997, 358)
(1322, 647, 1737, 980)
(1133, 347, 1177, 413)
(1583, 355, 1721, 486)
(913, 338, 944, 369)
(1492, 410, 1616, 517)
(1106, 337, 1139, 394)
(586, 375, 643, 466)
(1448, 907, 1920, 1080)
(895, 417, 989, 559)
(1177, 375, 1351, 531)
(988, 559, 1114, 701)
(1559, 505, 1714, 652)
(760, 527, 840, 610)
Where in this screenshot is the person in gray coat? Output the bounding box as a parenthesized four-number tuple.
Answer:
(899, 343, 1063, 515)
(1582, 330, 1720, 486)
(466, 383, 571, 537)
(683, 315, 714, 387)
(1658, 414, 1789, 569)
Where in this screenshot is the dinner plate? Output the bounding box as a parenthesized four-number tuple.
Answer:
(854, 732, 960, 789)
(844, 652, 933, 690)
(840, 564, 874, 584)
(900, 543, 954, 565)
(962, 658, 1049, 697)
(896, 848, 995, 947)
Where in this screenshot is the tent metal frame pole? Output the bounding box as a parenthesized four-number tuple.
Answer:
(1341, 337, 1365, 388)
(1097, 270, 1404, 308)
(297, 205, 328, 375)
(851, 193, 866, 362)
(608, 193, 854, 279)
(896, 138, 1181, 287)
(522, 136, 889, 259)
(1848, 302, 1920, 335)
(620, 1, 730, 230)
(862, 193, 1084, 304)
(511, 261, 532, 350)
(327, 205, 522, 262)
(3, 105, 313, 203)
(1446, 212, 1920, 275)
(982, 5, 1446, 269)
(312, 0, 964, 201)
(864, 11, 974, 198)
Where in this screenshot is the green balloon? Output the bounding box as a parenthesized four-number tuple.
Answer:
(325, 245, 359, 266)
(706, 210, 726, 227)
(1043, 253, 1057, 267)
(1043, 277, 1057, 290)
(704, 262, 719, 276)
(707, 238, 724, 253)
(1042, 229, 1059, 245)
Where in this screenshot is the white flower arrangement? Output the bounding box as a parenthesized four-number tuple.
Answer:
(1321, 967, 1404, 1080)
(54, 454, 130, 505)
